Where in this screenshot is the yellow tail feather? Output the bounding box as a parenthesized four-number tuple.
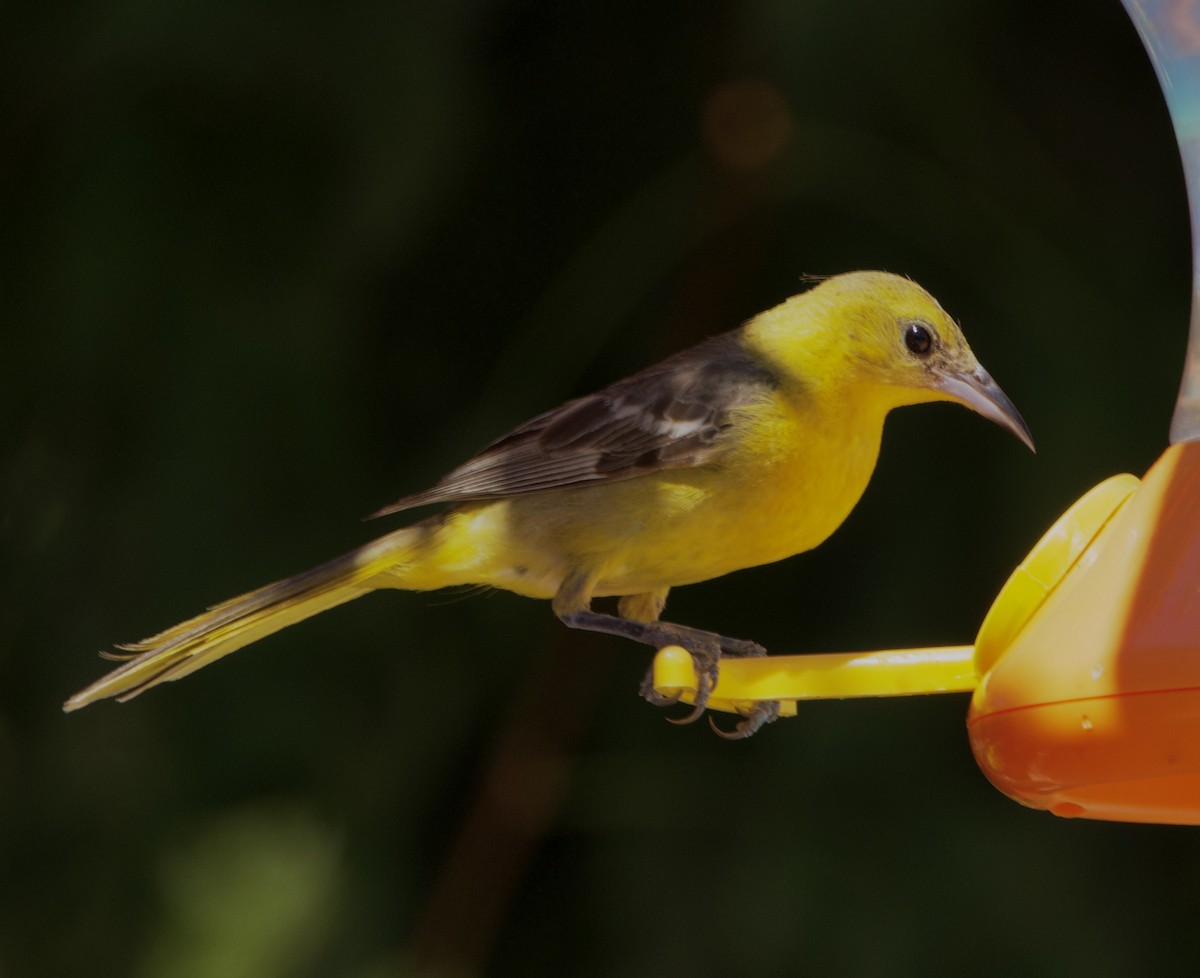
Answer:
(63, 526, 424, 711)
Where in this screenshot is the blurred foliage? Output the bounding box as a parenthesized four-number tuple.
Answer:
(3, 0, 1199, 976)
(138, 803, 342, 978)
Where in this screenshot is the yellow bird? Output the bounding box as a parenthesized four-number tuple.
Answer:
(64, 271, 1033, 737)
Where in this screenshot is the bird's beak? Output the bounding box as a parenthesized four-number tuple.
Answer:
(932, 365, 1035, 452)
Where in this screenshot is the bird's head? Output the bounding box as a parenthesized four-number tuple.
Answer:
(757, 271, 1034, 452)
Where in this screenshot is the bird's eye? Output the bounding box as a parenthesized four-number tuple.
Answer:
(903, 321, 934, 357)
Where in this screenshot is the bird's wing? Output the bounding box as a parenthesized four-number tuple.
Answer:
(370, 330, 779, 517)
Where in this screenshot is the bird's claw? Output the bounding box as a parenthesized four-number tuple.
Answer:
(708, 699, 781, 740)
(641, 640, 777, 737)
(639, 661, 683, 706)
(665, 654, 715, 725)
(641, 646, 717, 724)
(666, 701, 707, 726)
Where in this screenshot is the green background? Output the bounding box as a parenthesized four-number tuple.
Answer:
(5, 0, 1197, 975)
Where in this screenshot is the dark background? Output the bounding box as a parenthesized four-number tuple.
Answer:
(5, 0, 1198, 975)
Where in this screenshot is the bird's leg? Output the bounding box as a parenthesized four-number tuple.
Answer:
(553, 578, 771, 730)
(559, 609, 731, 714)
(555, 609, 764, 658)
(560, 609, 781, 736)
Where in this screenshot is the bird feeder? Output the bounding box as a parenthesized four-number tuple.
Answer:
(651, 0, 1200, 825)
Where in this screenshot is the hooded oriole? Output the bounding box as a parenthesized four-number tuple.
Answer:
(65, 271, 1032, 737)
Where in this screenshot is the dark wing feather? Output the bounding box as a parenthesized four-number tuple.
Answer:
(370, 330, 778, 517)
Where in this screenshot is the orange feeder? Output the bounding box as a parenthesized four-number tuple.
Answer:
(969, 443, 1200, 822)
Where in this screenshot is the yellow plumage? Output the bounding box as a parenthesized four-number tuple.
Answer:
(65, 271, 1032, 736)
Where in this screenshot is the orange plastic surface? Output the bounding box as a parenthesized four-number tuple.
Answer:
(972, 473, 1140, 676)
(968, 442, 1200, 823)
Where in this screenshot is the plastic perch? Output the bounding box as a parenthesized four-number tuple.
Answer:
(650, 444, 1200, 824)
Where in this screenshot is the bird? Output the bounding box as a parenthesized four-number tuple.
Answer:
(64, 271, 1033, 737)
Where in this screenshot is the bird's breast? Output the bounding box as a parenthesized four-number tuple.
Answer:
(588, 399, 887, 592)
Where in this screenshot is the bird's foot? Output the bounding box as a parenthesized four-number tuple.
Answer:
(718, 636, 767, 658)
(706, 640, 781, 738)
(639, 644, 718, 724)
(708, 699, 782, 740)
(639, 673, 682, 707)
(665, 651, 715, 727)
(640, 640, 780, 739)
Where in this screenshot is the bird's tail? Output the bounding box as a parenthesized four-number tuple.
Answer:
(63, 524, 431, 711)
